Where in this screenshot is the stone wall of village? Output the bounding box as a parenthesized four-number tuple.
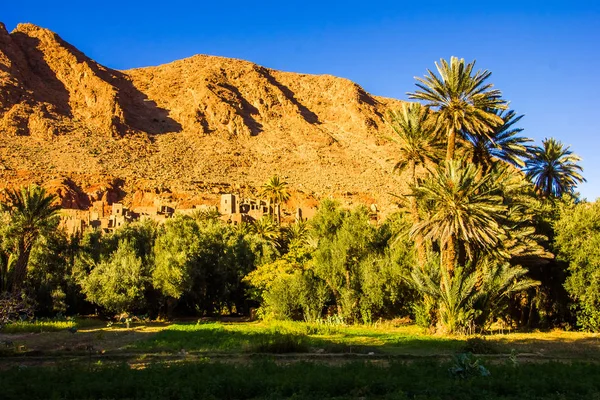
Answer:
(59, 194, 322, 235)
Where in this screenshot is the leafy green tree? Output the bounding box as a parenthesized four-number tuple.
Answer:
(247, 243, 328, 322)
(27, 231, 81, 315)
(525, 138, 586, 198)
(153, 216, 264, 316)
(411, 160, 506, 274)
(98, 219, 159, 262)
(79, 240, 149, 314)
(555, 200, 600, 331)
(311, 204, 394, 322)
(1, 185, 60, 291)
(408, 56, 507, 161)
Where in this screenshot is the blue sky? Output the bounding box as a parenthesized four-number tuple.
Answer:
(3, 1, 599, 199)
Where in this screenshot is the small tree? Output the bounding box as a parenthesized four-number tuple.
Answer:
(79, 240, 149, 314)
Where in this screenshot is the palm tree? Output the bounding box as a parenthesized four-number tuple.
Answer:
(387, 102, 444, 265)
(410, 265, 479, 334)
(388, 103, 444, 183)
(463, 110, 531, 172)
(411, 160, 506, 274)
(284, 220, 310, 248)
(524, 138, 586, 198)
(1, 185, 60, 291)
(474, 260, 540, 330)
(251, 216, 281, 248)
(408, 56, 507, 161)
(260, 175, 291, 223)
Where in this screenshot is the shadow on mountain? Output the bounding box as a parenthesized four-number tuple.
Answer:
(13, 30, 182, 136)
(10, 33, 72, 117)
(261, 69, 320, 125)
(218, 82, 263, 136)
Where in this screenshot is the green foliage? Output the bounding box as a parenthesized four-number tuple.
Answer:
(412, 159, 506, 270)
(474, 261, 539, 329)
(464, 109, 531, 171)
(525, 138, 586, 198)
(27, 231, 80, 315)
(408, 56, 507, 160)
(311, 205, 389, 322)
(250, 215, 281, 249)
(555, 200, 600, 331)
(387, 102, 444, 180)
(449, 353, 491, 378)
(79, 240, 149, 314)
(0, 185, 60, 291)
(408, 259, 538, 333)
(153, 216, 264, 315)
(411, 265, 479, 334)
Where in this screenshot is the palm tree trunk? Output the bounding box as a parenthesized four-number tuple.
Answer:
(275, 203, 281, 224)
(445, 234, 456, 277)
(446, 127, 456, 161)
(11, 238, 32, 292)
(409, 160, 426, 268)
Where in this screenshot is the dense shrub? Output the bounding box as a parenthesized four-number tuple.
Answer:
(555, 200, 600, 331)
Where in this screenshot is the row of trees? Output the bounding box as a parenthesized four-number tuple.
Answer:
(0, 56, 596, 333)
(0, 185, 596, 332)
(384, 56, 587, 332)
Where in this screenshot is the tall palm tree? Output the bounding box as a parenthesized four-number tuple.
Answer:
(260, 175, 291, 223)
(524, 138, 586, 198)
(388, 103, 444, 183)
(1, 185, 60, 291)
(411, 160, 506, 274)
(387, 102, 444, 265)
(408, 56, 507, 161)
(463, 110, 531, 172)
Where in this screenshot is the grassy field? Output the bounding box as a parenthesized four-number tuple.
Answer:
(2, 359, 600, 399)
(1, 319, 600, 398)
(1, 319, 599, 359)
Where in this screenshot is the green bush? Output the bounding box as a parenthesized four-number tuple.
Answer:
(555, 200, 600, 331)
(78, 240, 150, 314)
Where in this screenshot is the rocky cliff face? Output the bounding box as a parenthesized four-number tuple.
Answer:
(0, 23, 407, 212)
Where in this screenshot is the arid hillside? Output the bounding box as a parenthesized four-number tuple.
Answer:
(0, 22, 408, 213)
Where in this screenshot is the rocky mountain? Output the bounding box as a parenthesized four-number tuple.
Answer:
(0, 22, 408, 214)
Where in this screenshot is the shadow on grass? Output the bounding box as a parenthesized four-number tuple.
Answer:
(133, 322, 464, 355)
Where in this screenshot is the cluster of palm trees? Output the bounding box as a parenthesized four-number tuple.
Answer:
(388, 56, 585, 332)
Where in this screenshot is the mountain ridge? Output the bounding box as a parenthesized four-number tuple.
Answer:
(0, 22, 407, 215)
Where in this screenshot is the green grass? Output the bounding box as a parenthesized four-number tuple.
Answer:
(2, 360, 600, 399)
(134, 321, 464, 355)
(0, 317, 104, 334)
